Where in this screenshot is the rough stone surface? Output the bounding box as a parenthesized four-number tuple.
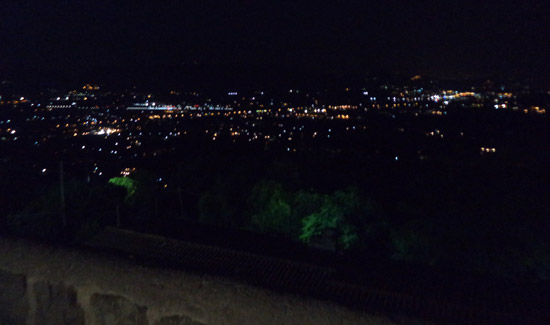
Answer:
(0, 269, 28, 325)
(0, 237, 415, 325)
(155, 315, 205, 325)
(32, 281, 85, 325)
(90, 293, 148, 325)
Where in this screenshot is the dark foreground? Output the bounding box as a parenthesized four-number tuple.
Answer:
(85, 226, 550, 324)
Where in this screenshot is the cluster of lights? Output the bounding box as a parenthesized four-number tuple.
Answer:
(120, 167, 136, 177)
(481, 147, 496, 153)
(524, 106, 546, 114)
(82, 84, 100, 91)
(328, 105, 357, 110)
(425, 129, 444, 138)
(95, 128, 120, 136)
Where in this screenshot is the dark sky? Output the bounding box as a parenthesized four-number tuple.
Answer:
(1, 1, 549, 83)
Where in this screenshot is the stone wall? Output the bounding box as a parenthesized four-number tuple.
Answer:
(0, 237, 413, 325)
(0, 269, 29, 324)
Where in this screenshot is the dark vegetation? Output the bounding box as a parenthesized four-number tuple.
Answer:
(2, 108, 550, 283)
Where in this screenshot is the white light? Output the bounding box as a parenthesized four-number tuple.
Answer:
(395, 156, 399, 161)
(42, 168, 46, 173)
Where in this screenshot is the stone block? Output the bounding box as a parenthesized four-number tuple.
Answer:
(0, 269, 28, 325)
(90, 293, 148, 325)
(32, 281, 85, 325)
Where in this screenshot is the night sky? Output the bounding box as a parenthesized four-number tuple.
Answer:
(1, 1, 549, 84)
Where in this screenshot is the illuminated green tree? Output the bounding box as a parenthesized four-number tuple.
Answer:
(299, 188, 364, 250)
(108, 177, 137, 203)
(108, 177, 140, 226)
(290, 190, 324, 237)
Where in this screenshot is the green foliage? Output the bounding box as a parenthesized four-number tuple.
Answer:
(248, 180, 296, 234)
(246, 182, 377, 251)
(299, 188, 363, 250)
(108, 177, 137, 203)
(254, 197, 292, 233)
(293, 190, 324, 219)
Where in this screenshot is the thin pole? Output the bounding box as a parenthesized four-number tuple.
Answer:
(60, 161, 67, 227)
(178, 186, 185, 218)
(116, 204, 121, 227)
